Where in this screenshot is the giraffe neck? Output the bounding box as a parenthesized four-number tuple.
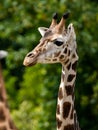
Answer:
(56, 55, 80, 130)
(0, 63, 17, 130)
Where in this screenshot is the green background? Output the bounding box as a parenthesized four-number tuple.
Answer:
(0, 0, 98, 130)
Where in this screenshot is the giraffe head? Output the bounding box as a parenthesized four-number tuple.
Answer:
(23, 12, 78, 66)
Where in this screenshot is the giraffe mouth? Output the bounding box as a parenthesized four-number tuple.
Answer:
(27, 60, 37, 66)
(23, 57, 37, 66)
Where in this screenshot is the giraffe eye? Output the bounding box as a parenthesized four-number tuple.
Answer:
(54, 40, 64, 46)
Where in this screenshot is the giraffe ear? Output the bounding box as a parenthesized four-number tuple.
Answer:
(67, 23, 76, 40)
(38, 27, 49, 36)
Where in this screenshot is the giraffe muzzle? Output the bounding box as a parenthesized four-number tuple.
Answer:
(23, 52, 38, 66)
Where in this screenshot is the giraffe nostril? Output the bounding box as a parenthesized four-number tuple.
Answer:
(27, 52, 34, 57)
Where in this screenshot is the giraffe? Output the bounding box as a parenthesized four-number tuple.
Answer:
(23, 12, 80, 130)
(0, 50, 17, 130)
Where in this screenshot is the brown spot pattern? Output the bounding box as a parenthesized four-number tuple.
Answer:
(53, 58, 57, 61)
(0, 87, 5, 102)
(64, 59, 69, 65)
(61, 73, 65, 82)
(64, 48, 67, 54)
(64, 124, 74, 130)
(9, 120, 16, 129)
(72, 61, 77, 71)
(58, 87, 63, 100)
(56, 104, 60, 115)
(0, 126, 7, 130)
(0, 108, 6, 121)
(68, 50, 70, 56)
(54, 51, 61, 57)
(67, 74, 75, 82)
(72, 90, 75, 101)
(56, 118, 62, 128)
(70, 106, 74, 119)
(72, 54, 76, 58)
(63, 102, 71, 119)
(60, 55, 65, 60)
(65, 85, 73, 96)
(66, 62, 71, 70)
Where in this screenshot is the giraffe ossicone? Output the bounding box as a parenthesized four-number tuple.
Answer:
(23, 12, 80, 130)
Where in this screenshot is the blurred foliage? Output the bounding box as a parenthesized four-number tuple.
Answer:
(0, 0, 98, 130)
